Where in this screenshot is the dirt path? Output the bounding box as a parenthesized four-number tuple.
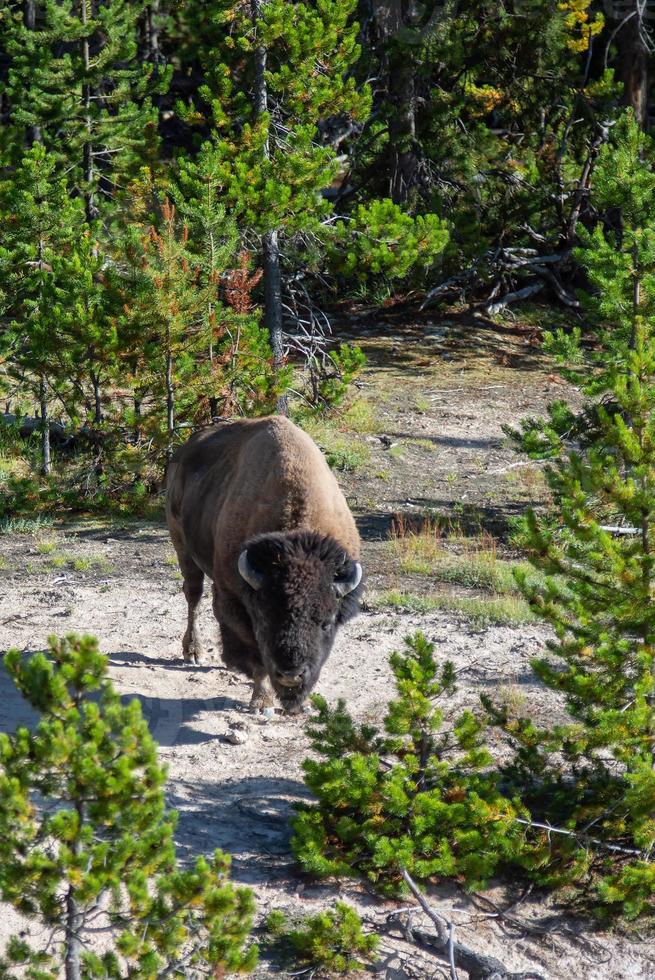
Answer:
(0, 311, 652, 979)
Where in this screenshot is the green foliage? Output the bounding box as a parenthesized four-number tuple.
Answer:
(0, 0, 167, 216)
(0, 634, 257, 976)
(302, 342, 366, 412)
(328, 200, 449, 282)
(544, 114, 655, 393)
(265, 902, 378, 975)
(490, 123, 655, 919)
(187, 0, 370, 237)
(292, 632, 527, 896)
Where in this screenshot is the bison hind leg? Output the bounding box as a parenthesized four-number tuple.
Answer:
(181, 564, 205, 664)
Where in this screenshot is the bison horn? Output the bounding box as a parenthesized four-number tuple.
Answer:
(334, 561, 362, 598)
(238, 549, 265, 591)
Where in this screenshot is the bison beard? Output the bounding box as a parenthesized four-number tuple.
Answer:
(165, 417, 363, 713)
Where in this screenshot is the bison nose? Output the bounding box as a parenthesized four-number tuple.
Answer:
(274, 669, 304, 688)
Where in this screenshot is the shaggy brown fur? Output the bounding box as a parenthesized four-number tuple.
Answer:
(166, 416, 363, 711)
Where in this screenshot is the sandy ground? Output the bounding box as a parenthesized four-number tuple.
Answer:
(1, 312, 654, 978)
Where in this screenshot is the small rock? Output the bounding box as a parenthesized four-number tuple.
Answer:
(262, 706, 276, 719)
(225, 728, 248, 745)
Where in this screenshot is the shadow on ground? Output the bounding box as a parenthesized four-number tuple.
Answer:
(0, 650, 246, 747)
(169, 775, 313, 886)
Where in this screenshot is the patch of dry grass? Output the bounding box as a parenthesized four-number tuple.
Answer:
(387, 514, 537, 594)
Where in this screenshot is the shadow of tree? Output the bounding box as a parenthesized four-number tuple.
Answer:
(0, 650, 246, 747)
(167, 775, 313, 887)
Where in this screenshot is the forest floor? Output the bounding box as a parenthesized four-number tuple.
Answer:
(0, 305, 652, 979)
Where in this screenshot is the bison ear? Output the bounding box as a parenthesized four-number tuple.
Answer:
(333, 561, 362, 598)
(238, 549, 265, 591)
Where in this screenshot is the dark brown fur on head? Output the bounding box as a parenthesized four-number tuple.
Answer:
(239, 530, 363, 710)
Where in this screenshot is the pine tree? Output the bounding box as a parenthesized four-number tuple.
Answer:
(45, 228, 119, 477)
(117, 200, 210, 462)
(292, 632, 526, 896)
(0, 144, 88, 474)
(491, 115, 655, 919)
(0, 634, 257, 978)
(177, 0, 370, 405)
(0, 0, 168, 219)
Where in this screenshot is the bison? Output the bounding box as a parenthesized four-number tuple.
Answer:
(165, 416, 363, 712)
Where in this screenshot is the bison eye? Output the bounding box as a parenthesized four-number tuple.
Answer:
(321, 620, 333, 633)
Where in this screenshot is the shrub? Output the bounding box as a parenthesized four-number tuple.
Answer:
(0, 634, 257, 977)
(265, 902, 378, 975)
(292, 632, 528, 896)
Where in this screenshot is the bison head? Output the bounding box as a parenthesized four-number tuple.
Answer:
(237, 530, 363, 711)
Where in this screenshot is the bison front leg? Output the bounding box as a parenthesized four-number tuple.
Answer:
(215, 606, 273, 712)
(181, 565, 205, 664)
(250, 665, 275, 712)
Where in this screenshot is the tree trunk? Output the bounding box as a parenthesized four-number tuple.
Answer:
(90, 370, 104, 475)
(372, 0, 421, 205)
(388, 46, 418, 205)
(166, 348, 174, 461)
(64, 886, 82, 980)
(64, 802, 84, 980)
(80, 1, 97, 221)
(144, 1, 160, 63)
(250, 0, 287, 414)
(39, 375, 50, 476)
(614, 1, 650, 129)
(133, 394, 142, 444)
(23, 1, 42, 146)
(263, 230, 287, 414)
(91, 371, 102, 425)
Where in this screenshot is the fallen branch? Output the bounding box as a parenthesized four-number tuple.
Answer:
(400, 869, 546, 980)
(485, 281, 544, 316)
(515, 817, 648, 859)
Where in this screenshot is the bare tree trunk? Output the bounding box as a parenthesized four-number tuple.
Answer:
(91, 371, 102, 425)
(133, 394, 141, 443)
(166, 340, 174, 462)
(144, 0, 160, 62)
(388, 48, 418, 205)
(64, 802, 83, 980)
(263, 230, 287, 414)
(373, 0, 421, 205)
(64, 886, 82, 980)
(39, 374, 50, 476)
(23, 1, 42, 146)
(614, 1, 650, 129)
(90, 370, 104, 475)
(250, 0, 287, 415)
(80, 0, 97, 221)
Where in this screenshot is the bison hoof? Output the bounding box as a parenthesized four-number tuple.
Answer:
(284, 702, 310, 717)
(182, 645, 203, 665)
(249, 685, 275, 713)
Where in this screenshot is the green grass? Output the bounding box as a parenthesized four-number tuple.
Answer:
(71, 556, 112, 573)
(387, 516, 542, 595)
(341, 398, 379, 434)
(368, 590, 537, 627)
(399, 553, 538, 594)
(297, 415, 371, 472)
(0, 514, 55, 535)
(36, 538, 57, 554)
(405, 438, 437, 452)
